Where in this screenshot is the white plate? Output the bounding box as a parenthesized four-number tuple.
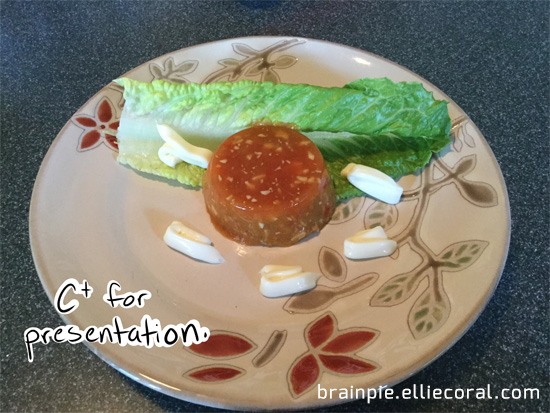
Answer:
(30, 37, 510, 410)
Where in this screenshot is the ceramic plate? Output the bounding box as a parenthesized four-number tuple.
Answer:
(30, 37, 510, 410)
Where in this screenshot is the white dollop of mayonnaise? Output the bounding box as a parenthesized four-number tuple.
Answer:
(344, 226, 397, 260)
(341, 163, 403, 204)
(164, 221, 224, 264)
(157, 124, 213, 169)
(259, 265, 321, 298)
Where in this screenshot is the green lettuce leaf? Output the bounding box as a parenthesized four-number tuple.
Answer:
(115, 77, 451, 198)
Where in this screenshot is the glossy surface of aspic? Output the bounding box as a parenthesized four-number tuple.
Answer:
(203, 125, 336, 246)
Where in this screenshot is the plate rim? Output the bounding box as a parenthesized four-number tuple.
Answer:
(28, 35, 511, 410)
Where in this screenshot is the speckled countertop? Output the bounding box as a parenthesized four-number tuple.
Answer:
(1, 1, 548, 412)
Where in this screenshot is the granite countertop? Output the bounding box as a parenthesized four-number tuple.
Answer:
(1, 1, 548, 412)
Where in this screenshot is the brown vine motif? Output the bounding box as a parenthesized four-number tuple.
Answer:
(284, 273, 379, 315)
(202, 38, 305, 84)
(451, 115, 477, 152)
(283, 117, 497, 342)
(368, 117, 497, 339)
(284, 246, 380, 314)
(252, 330, 288, 368)
(149, 57, 199, 84)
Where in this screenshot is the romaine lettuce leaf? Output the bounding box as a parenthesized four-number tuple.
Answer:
(115, 77, 451, 198)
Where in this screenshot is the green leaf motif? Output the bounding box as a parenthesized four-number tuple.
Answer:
(273, 55, 297, 68)
(370, 268, 426, 307)
(414, 308, 429, 320)
(176, 61, 199, 75)
(408, 274, 451, 339)
(219, 58, 240, 67)
(364, 201, 398, 232)
(437, 240, 489, 272)
(233, 43, 258, 57)
(330, 197, 365, 224)
(150, 64, 163, 78)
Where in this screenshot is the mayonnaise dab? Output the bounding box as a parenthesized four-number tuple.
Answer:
(164, 221, 224, 264)
(344, 226, 397, 260)
(259, 265, 321, 298)
(157, 124, 213, 169)
(341, 163, 403, 204)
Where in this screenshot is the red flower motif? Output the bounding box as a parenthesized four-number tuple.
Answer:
(184, 364, 245, 383)
(290, 354, 320, 396)
(187, 331, 257, 359)
(287, 312, 380, 398)
(72, 96, 119, 151)
(183, 331, 256, 384)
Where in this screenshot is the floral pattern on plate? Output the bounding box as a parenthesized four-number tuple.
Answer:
(30, 37, 509, 410)
(72, 96, 120, 151)
(288, 312, 380, 398)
